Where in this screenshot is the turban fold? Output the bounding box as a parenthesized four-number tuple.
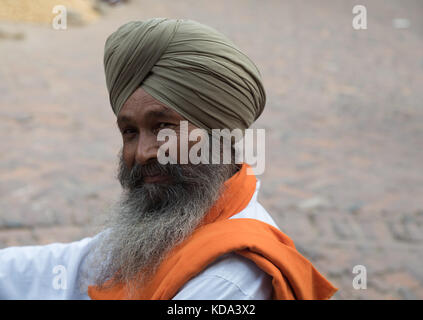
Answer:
(104, 18, 266, 132)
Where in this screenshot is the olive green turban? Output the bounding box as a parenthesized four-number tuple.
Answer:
(104, 18, 266, 132)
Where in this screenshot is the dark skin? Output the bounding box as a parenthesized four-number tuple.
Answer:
(116, 87, 206, 183)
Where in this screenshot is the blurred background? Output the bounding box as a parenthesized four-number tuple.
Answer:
(0, 0, 422, 299)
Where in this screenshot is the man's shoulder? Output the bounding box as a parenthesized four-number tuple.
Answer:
(230, 192, 280, 230)
(173, 252, 273, 300)
(173, 185, 278, 300)
(228, 179, 280, 228)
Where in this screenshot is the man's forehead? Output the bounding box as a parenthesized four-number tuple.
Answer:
(117, 104, 172, 121)
(117, 88, 178, 123)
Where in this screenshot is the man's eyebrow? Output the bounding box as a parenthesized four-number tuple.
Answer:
(116, 115, 133, 126)
(146, 107, 174, 119)
(116, 106, 175, 126)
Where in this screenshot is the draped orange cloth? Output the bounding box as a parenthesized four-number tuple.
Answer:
(88, 163, 338, 299)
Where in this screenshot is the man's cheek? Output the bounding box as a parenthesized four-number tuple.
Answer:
(122, 146, 136, 169)
(157, 122, 209, 165)
(157, 129, 179, 164)
(188, 128, 210, 165)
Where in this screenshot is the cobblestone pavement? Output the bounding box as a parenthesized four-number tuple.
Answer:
(1, 0, 422, 299)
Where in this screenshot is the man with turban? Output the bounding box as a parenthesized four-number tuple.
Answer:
(0, 18, 337, 300)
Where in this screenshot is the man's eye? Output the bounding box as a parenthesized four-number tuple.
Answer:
(158, 123, 174, 129)
(122, 128, 136, 135)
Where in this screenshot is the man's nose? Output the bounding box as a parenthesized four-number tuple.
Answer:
(134, 133, 158, 165)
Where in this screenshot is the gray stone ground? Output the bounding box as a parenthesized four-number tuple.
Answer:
(0, 0, 422, 299)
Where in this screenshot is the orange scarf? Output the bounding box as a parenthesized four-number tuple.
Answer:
(88, 163, 337, 299)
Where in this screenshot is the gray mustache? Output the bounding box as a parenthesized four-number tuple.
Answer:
(119, 161, 197, 190)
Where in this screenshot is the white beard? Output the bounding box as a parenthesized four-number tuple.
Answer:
(80, 156, 237, 297)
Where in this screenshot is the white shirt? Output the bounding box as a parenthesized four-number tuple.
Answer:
(0, 180, 279, 300)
